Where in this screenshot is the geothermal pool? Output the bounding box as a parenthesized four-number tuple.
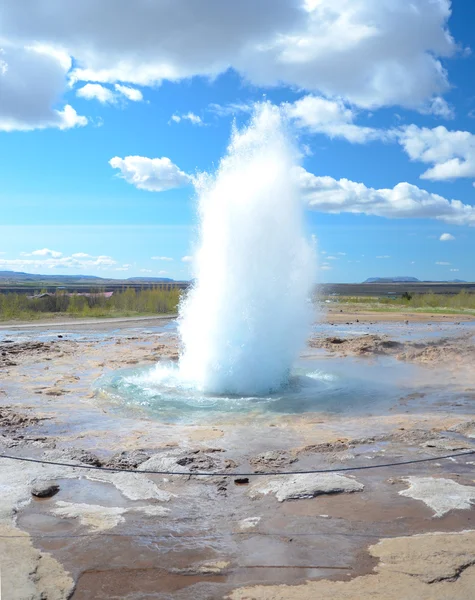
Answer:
(96, 352, 421, 424)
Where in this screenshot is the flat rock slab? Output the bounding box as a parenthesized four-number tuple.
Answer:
(399, 476, 475, 517)
(229, 530, 475, 600)
(248, 473, 364, 502)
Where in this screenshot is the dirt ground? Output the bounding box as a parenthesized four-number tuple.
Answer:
(0, 310, 474, 599)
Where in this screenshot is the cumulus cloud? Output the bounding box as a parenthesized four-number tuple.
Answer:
(398, 125, 475, 180)
(440, 233, 455, 241)
(0, 253, 116, 272)
(170, 112, 203, 125)
(0, 45, 87, 131)
(76, 83, 116, 104)
(77, 82, 143, 104)
(285, 95, 383, 143)
(181, 256, 193, 263)
(0, 0, 457, 112)
(297, 167, 475, 226)
(109, 156, 192, 192)
(114, 84, 143, 102)
(151, 256, 173, 261)
(22, 248, 63, 258)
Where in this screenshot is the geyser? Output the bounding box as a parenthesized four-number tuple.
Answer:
(177, 103, 316, 395)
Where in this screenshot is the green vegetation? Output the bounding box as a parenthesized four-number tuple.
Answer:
(328, 290, 475, 314)
(0, 287, 181, 321)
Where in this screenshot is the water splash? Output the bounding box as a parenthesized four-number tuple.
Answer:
(176, 103, 316, 394)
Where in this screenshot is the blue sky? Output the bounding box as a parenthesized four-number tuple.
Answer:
(1, 0, 474, 282)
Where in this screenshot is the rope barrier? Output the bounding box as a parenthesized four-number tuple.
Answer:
(0, 449, 473, 477)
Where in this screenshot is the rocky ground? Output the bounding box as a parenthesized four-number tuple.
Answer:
(0, 315, 474, 599)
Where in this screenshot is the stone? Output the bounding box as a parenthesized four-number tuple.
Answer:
(105, 449, 151, 470)
(250, 450, 297, 472)
(31, 481, 60, 498)
(249, 473, 364, 502)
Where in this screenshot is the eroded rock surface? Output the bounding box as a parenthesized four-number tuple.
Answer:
(228, 530, 475, 600)
(249, 473, 364, 502)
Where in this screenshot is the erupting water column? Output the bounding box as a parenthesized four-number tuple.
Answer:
(178, 103, 316, 395)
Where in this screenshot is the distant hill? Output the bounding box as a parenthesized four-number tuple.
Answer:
(0, 270, 175, 285)
(126, 277, 173, 282)
(0, 271, 105, 282)
(364, 276, 467, 283)
(364, 277, 420, 283)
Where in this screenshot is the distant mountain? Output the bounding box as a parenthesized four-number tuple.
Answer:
(126, 277, 173, 282)
(364, 277, 420, 283)
(0, 271, 104, 282)
(364, 276, 467, 283)
(0, 270, 176, 284)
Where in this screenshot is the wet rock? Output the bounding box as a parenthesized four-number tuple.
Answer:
(297, 440, 350, 454)
(422, 438, 474, 451)
(228, 530, 475, 599)
(176, 453, 218, 471)
(172, 561, 230, 575)
(388, 428, 436, 445)
(250, 450, 298, 472)
(44, 388, 67, 396)
(31, 481, 60, 498)
(234, 477, 249, 486)
(50, 448, 103, 467)
(0, 407, 44, 432)
(105, 449, 151, 470)
(239, 516, 261, 530)
(249, 473, 364, 501)
(399, 476, 475, 517)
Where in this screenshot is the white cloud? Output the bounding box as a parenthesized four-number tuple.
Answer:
(285, 95, 382, 143)
(337, 252, 346, 256)
(140, 269, 152, 273)
(151, 256, 173, 261)
(398, 125, 475, 180)
(423, 96, 454, 119)
(114, 84, 143, 102)
(158, 270, 168, 275)
(450, 268, 459, 272)
(77, 83, 116, 104)
(435, 261, 450, 265)
(326, 256, 338, 260)
(320, 265, 332, 271)
(71, 252, 91, 258)
(376, 255, 391, 259)
(439, 233, 455, 241)
(0, 45, 86, 131)
(181, 256, 193, 263)
(0, 253, 116, 272)
(22, 248, 63, 258)
(109, 156, 192, 192)
(208, 102, 253, 117)
(0, 0, 457, 111)
(77, 82, 143, 105)
(171, 112, 202, 125)
(297, 167, 475, 226)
